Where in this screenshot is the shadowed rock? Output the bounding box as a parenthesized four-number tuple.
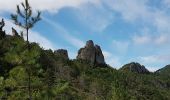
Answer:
(77, 40, 105, 65)
(54, 49, 69, 60)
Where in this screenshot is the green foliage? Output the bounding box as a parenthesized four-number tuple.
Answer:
(11, 0, 41, 29)
(0, 35, 170, 99)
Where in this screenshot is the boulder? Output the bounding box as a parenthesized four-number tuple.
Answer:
(77, 40, 105, 65)
(54, 49, 69, 60)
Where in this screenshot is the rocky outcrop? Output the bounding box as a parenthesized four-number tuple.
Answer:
(12, 27, 19, 36)
(120, 62, 150, 74)
(54, 49, 69, 60)
(77, 40, 105, 65)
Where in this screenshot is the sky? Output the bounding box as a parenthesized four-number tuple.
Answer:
(0, 0, 170, 71)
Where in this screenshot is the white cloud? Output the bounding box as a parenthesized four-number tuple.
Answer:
(43, 17, 85, 49)
(107, 57, 122, 69)
(132, 34, 151, 45)
(106, 0, 149, 22)
(132, 33, 170, 46)
(0, 0, 101, 13)
(106, 0, 170, 36)
(146, 66, 160, 72)
(155, 35, 169, 45)
(103, 51, 112, 59)
(163, 0, 170, 8)
(139, 55, 170, 64)
(112, 40, 129, 53)
(153, 11, 170, 33)
(1, 17, 56, 50)
(29, 31, 56, 50)
(75, 2, 114, 32)
(103, 51, 122, 69)
(137, 54, 170, 71)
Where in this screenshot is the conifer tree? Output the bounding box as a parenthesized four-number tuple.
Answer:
(11, 0, 41, 99)
(11, 0, 41, 44)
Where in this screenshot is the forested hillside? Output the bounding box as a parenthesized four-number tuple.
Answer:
(0, 0, 170, 99)
(0, 31, 170, 100)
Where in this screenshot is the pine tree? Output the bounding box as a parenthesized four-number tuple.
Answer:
(11, 0, 41, 44)
(11, 0, 41, 99)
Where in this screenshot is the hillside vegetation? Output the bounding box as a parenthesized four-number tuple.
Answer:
(0, 0, 170, 99)
(0, 33, 170, 100)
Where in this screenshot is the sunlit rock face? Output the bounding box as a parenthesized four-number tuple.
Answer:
(77, 40, 105, 65)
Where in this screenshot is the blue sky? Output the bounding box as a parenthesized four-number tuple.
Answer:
(0, 0, 170, 71)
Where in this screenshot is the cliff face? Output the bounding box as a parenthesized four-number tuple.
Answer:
(77, 40, 105, 65)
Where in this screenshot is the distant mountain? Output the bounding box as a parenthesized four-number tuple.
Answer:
(156, 65, 170, 76)
(120, 62, 150, 74)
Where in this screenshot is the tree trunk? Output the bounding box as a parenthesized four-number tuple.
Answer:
(26, 7, 31, 100)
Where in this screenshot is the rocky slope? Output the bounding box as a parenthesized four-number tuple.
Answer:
(156, 65, 170, 76)
(120, 62, 150, 74)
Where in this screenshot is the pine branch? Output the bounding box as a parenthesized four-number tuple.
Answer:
(27, 11, 41, 28)
(17, 5, 25, 18)
(21, 2, 26, 10)
(28, 8, 32, 18)
(25, 0, 30, 10)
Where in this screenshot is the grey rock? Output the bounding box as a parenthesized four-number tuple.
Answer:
(54, 49, 69, 60)
(120, 62, 150, 74)
(85, 40, 94, 48)
(77, 40, 105, 65)
(95, 45, 105, 64)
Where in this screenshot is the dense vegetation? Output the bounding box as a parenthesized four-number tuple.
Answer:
(0, 33, 170, 100)
(0, 0, 170, 99)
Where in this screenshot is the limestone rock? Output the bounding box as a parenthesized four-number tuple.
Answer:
(77, 40, 105, 65)
(54, 49, 69, 60)
(120, 62, 150, 74)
